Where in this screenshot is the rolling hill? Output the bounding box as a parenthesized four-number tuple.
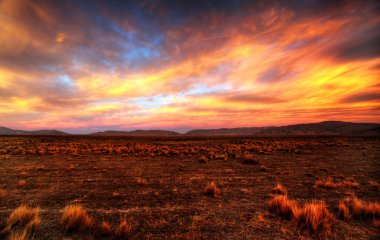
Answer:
(1, 121, 379, 136)
(185, 121, 380, 136)
(0, 126, 68, 135)
(91, 130, 180, 136)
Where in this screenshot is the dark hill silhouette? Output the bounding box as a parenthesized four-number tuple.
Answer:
(91, 130, 180, 136)
(185, 121, 380, 136)
(0, 126, 68, 135)
(1, 121, 379, 136)
(186, 127, 272, 135)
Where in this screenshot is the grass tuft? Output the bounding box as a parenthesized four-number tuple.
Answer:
(338, 201, 350, 220)
(269, 195, 334, 236)
(0, 188, 5, 197)
(268, 195, 298, 219)
(135, 177, 148, 185)
(1, 205, 40, 240)
(315, 177, 360, 189)
(17, 180, 26, 188)
(339, 195, 380, 221)
(99, 220, 112, 236)
(272, 184, 287, 195)
(315, 178, 339, 189)
(294, 201, 334, 236)
(60, 205, 93, 233)
(259, 165, 268, 172)
(204, 181, 220, 197)
(115, 220, 131, 239)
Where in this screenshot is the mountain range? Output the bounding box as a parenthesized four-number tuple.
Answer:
(0, 121, 379, 136)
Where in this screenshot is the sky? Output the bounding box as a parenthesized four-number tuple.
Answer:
(0, 0, 379, 133)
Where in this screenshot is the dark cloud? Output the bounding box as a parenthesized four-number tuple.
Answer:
(333, 27, 380, 61)
(257, 65, 299, 83)
(2, 0, 378, 76)
(340, 92, 380, 103)
(224, 93, 285, 104)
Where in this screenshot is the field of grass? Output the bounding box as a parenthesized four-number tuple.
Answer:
(0, 136, 379, 239)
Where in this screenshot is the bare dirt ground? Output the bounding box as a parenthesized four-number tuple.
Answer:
(0, 136, 379, 239)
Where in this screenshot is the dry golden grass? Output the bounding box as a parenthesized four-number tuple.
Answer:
(268, 195, 298, 219)
(204, 181, 220, 197)
(66, 165, 76, 171)
(0, 188, 5, 197)
(259, 165, 268, 172)
(1, 205, 40, 240)
(7, 205, 40, 230)
(60, 205, 93, 233)
(294, 201, 334, 236)
(272, 184, 287, 195)
(341, 181, 360, 188)
(339, 195, 380, 221)
(315, 178, 340, 189)
(115, 220, 131, 239)
(315, 177, 360, 189)
(135, 177, 148, 185)
(269, 195, 334, 236)
(7, 232, 28, 240)
(368, 181, 380, 190)
(99, 221, 112, 236)
(257, 214, 266, 223)
(198, 156, 208, 163)
(17, 180, 26, 188)
(372, 219, 380, 227)
(242, 155, 260, 165)
(240, 188, 250, 194)
(338, 202, 350, 220)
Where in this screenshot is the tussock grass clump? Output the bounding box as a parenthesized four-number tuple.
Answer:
(66, 165, 76, 171)
(341, 181, 360, 188)
(269, 195, 334, 236)
(242, 155, 260, 165)
(1, 205, 40, 240)
(368, 181, 380, 190)
(240, 188, 250, 194)
(115, 220, 131, 239)
(204, 181, 220, 197)
(372, 219, 380, 227)
(198, 156, 208, 163)
(17, 180, 26, 188)
(315, 178, 339, 189)
(259, 165, 268, 172)
(315, 177, 360, 189)
(61, 205, 93, 233)
(294, 201, 334, 236)
(338, 195, 380, 221)
(135, 177, 148, 185)
(268, 195, 298, 220)
(338, 202, 350, 220)
(272, 184, 287, 195)
(99, 221, 112, 236)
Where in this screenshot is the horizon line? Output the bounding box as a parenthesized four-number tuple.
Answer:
(1, 120, 380, 135)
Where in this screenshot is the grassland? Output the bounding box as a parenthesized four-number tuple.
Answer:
(0, 136, 379, 239)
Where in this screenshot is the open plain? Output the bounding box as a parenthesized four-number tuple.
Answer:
(0, 135, 379, 239)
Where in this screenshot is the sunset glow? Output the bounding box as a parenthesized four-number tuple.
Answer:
(0, 0, 379, 133)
